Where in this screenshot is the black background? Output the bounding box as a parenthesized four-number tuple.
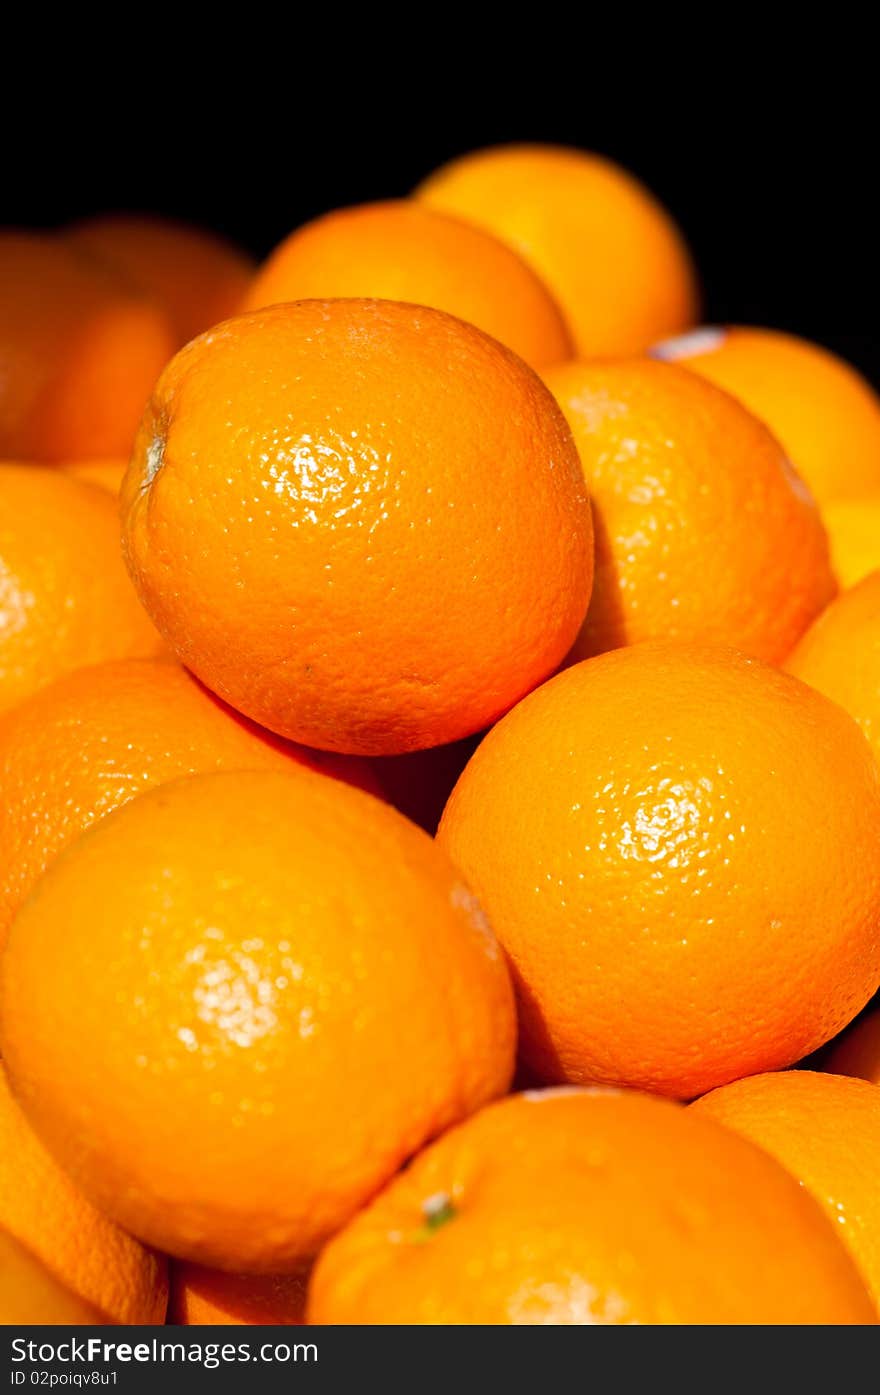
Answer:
(2, 42, 876, 377)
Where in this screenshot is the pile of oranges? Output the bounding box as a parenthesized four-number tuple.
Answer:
(3, 143, 880, 1328)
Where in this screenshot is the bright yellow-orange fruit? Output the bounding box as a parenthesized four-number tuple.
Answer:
(824, 1011, 880, 1085)
(543, 358, 834, 662)
(694, 1071, 880, 1308)
(0, 466, 163, 715)
(786, 571, 880, 761)
(0, 657, 380, 947)
(0, 1068, 167, 1323)
(244, 201, 573, 369)
(653, 326, 880, 506)
(70, 214, 255, 345)
(0, 769, 515, 1272)
(0, 1230, 104, 1325)
(416, 143, 698, 356)
(0, 231, 175, 461)
(821, 499, 880, 589)
(308, 1089, 875, 1324)
(437, 644, 880, 1098)
(168, 1264, 308, 1325)
(122, 300, 592, 754)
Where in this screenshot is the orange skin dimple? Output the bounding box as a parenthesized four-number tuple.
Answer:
(168, 1262, 309, 1325)
(0, 768, 516, 1272)
(0, 657, 381, 948)
(0, 232, 175, 461)
(786, 570, 880, 762)
(244, 201, 573, 369)
(693, 1071, 880, 1311)
(0, 1230, 105, 1326)
(121, 299, 593, 755)
(437, 644, 880, 1098)
(543, 357, 835, 663)
(69, 214, 256, 346)
(0, 1068, 167, 1324)
(824, 1010, 880, 1085)
(308, 1089, 876, 1325)
(655, 326, 880, 507)
(416, 143, 699, 357)
(0, 465, 164, 715)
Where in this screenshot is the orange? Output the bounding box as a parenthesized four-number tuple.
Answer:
(416, 143, 698, 356)
(243, 201, 573, 369)
(786, 571, 880, 761)
(0, 1230, 104, 1325)
(543, 358, 834, 663)
(0, 231, 175, 461)
(0, 466, 163, 715)
(121, 299, 592, 754)
(0, 657, 380, 948)
(168, 1263, 308, 1325)
(308, 1088, 875, 1324)
(821, 498, 880, 589)
(693, 1071, 880, 1308)
(0, 1066, 167, 1323)
(70, 213, 255, 345)
(824, 1011, 880, 1085)
(653, 326, 880, 506)
(437, 644, 880, 1098)
(65, 458, 127, 494)
(0, 768, 515, 1271)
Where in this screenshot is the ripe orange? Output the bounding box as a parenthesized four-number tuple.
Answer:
(693, 1071, 880, 1308)
(121, 299, 592, 754)
(0, 1067, 167, 1324)
(0, 768, 515, 1271)
(824, 1011, 880, 1085)
(308, 1088, 875, 1324)
(0, 657, 380, 947)
(416, 143, 698, 356)
(543, 358, 834, 663)
(653, 326, 880, 506)
(243, 201, 572, 369)
(168, 1264, 308, 1325)
(0, 231, 175, 461)
(70, 213, 255, 345)
(0, 1230, 103, 1325)
(786, 571, 880, 761)
(64, 458, 127, 494)
(0, 466, 163, 715)
(821, 499, 880, 589)
(437, 644, 880, 1098)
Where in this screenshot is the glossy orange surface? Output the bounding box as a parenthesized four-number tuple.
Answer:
(121, 300, 592, 754)
(0, 768, 515, 1271)
(438, 644, 880, 1097)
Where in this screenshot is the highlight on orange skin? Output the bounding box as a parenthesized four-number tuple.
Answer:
(121, 299, 593, 755)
